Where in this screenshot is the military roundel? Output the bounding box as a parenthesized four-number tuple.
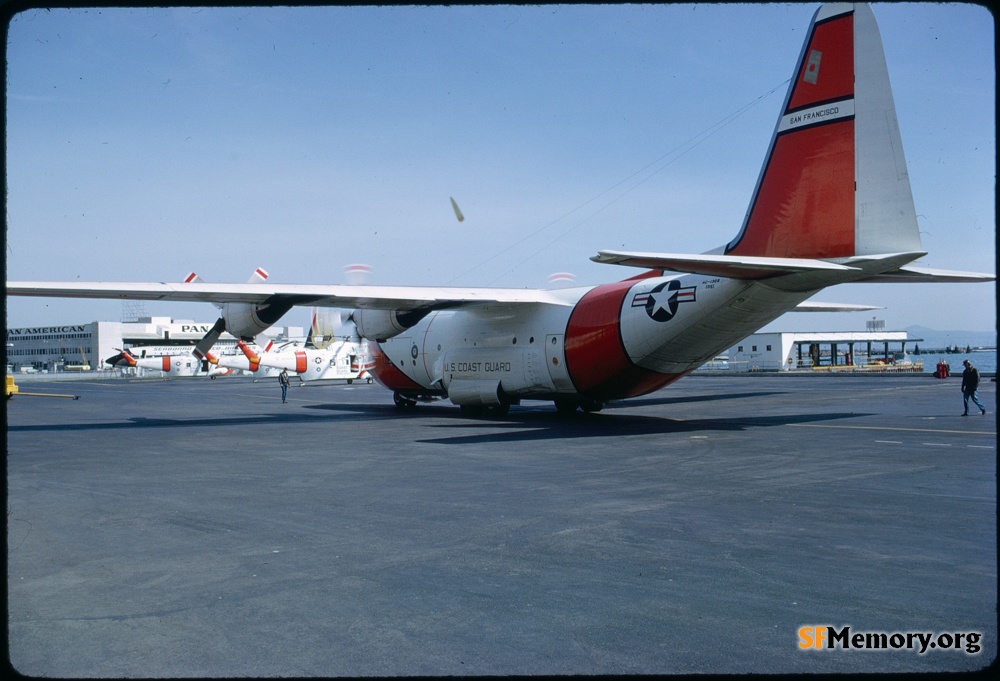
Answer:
(631, 280, 697, 322)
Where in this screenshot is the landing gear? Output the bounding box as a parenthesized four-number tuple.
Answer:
(393, 391, 418, 410)
(554, 398, 578, 414)
(459, 402, 511, 418)
(553, 398, 605, 413)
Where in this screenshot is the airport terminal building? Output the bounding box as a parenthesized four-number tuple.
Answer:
(727, 330, 923, 372)
(6, 317, 304, 373)
(8, 316, 921, 376)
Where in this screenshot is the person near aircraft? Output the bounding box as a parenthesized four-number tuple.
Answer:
(960, 360, 986, 416)
(278, 368, 290, 403)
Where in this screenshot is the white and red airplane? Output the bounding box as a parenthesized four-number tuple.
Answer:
(208, 340, 283, 379)
(7, 4, 993, 416)
(105, 348, 233, 378)
(218, 338, 372, 383)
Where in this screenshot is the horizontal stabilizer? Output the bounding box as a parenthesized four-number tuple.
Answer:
(793, 302, 881, 312)
(590, 250, 857, 280)
(851, 265, 996, 283)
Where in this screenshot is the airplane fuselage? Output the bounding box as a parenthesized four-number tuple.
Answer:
(371, 272, 815, 408)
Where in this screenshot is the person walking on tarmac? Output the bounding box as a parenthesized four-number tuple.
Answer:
(960, 359, 986, 415)
(278, 368, 290, 403)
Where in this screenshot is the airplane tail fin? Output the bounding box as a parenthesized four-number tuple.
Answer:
(592, 3, 991, 285)
(725, 3, 923, 261)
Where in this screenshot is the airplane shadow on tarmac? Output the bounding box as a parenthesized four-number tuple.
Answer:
(297, 390, 869, 445)
(409, 411, 869, 445)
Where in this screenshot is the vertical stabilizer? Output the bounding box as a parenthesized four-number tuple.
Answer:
(726, 3, 922, 259)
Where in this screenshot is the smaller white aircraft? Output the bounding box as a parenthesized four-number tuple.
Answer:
(105, 347, 232, 378)
(220, 338, 372, 383)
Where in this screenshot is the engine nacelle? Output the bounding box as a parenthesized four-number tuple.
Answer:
(221, 298, 296, 341)
(353, 308, 429, 341)
(220, 302, 273, 340)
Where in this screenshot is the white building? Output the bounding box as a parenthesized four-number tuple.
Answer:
(6, 317, 304, 373)
(728, 331, 922, 372)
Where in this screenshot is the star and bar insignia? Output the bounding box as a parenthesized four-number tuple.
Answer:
(631, 280, 697, 322)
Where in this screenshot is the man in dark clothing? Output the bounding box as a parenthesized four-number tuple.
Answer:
(279, 368, 290, 403)
(961, 359, 986, 415)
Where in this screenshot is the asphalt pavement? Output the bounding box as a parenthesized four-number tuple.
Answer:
(6, 373, 996, 675)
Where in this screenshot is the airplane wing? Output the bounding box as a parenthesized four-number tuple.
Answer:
(590, 250, 858, 279)
(5, 281, 574, 311)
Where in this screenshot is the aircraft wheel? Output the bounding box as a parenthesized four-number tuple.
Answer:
(459, 404, 486, 417)
(393, 391, 417, 410)
(554, 399, 578, 414)
(488, 402, 510, 418)
(581, 400, 604, 413)
(347, 379, 353, 385)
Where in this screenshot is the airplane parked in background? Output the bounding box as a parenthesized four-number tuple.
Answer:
(218, 338, 372, 383)
(208, 341, 284, 380)
(105, 348, 233, 378)
(9, 4, 993, 416)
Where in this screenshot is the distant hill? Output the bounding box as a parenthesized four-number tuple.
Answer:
(906, 326, 996, 351)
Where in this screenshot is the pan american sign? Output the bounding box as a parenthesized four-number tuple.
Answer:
(8, 326, 88, 337)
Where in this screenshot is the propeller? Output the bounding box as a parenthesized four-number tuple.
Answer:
(547, 272, 577, 288)
(309, 264, 370, 348)
(450, 196, 465, 222)
(236, 340, 263, 372)
(185, 267, 279, 360)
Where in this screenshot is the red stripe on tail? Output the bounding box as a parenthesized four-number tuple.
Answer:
(787, 13, 854, 111)
(727, 9, 856, 260)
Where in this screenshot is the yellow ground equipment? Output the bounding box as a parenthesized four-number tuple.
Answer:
(6, 375, 80, 400)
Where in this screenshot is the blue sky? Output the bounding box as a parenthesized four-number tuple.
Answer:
(5, 3, 995, 334)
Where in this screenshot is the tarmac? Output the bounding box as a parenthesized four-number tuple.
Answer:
(5, 373, 997, 676)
